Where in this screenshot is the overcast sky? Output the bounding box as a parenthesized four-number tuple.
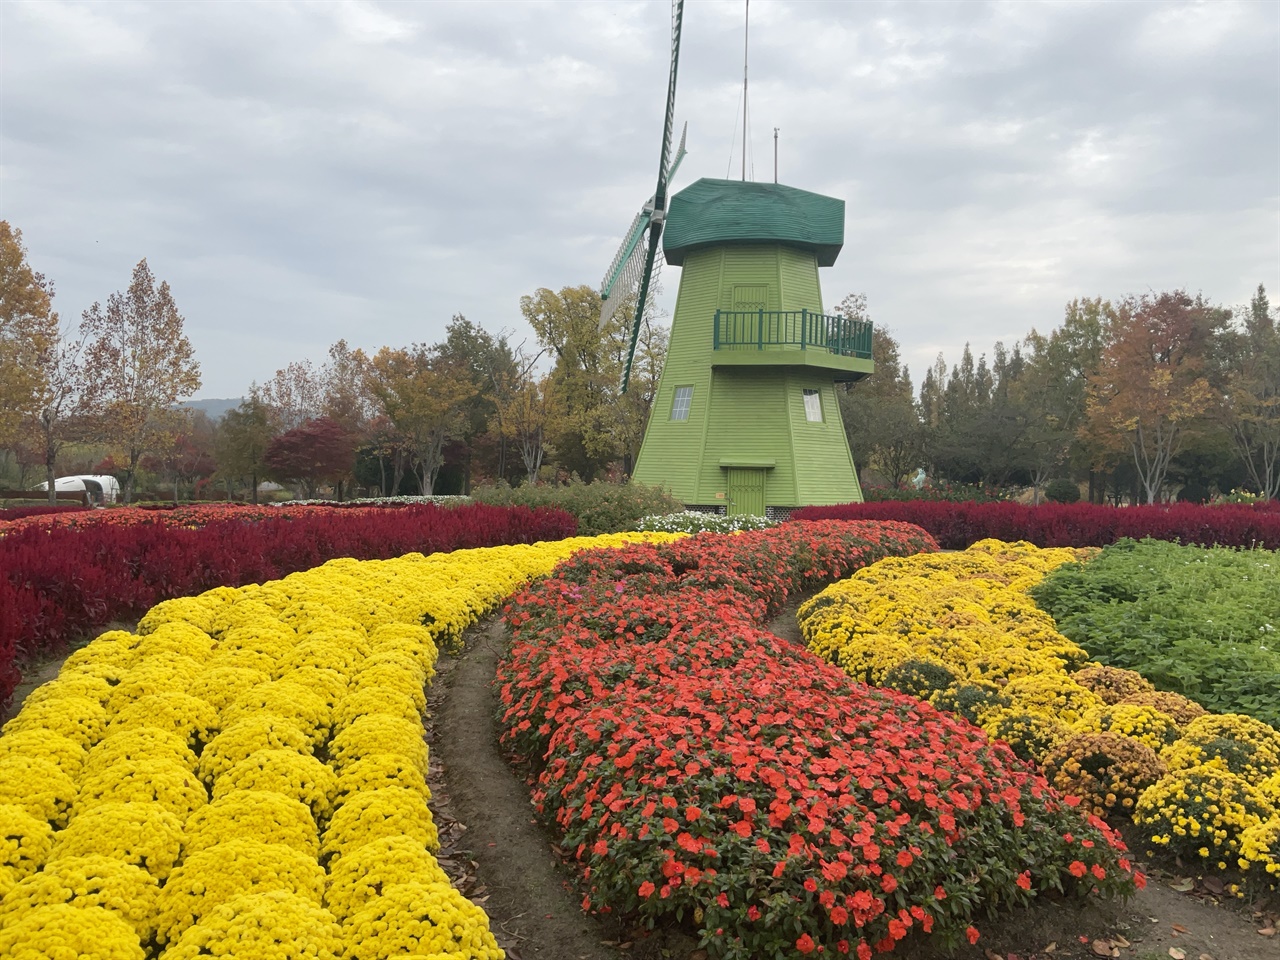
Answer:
(2, 0, 1277, 399)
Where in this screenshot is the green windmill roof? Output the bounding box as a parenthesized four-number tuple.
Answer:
(662, 178, 845, 267)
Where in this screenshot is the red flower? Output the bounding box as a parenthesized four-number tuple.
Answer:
(796, 933, 816, 954)
(966, 926, 981, 945)
(1016, 871, 1031, 890)
(1069, 861, 1088, 878)
(638, 881, 655, 898)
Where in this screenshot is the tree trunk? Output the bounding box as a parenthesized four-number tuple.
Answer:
(45, 461, 57, 506)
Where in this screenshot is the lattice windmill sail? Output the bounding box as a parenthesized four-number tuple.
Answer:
(599, 0, 686, 393)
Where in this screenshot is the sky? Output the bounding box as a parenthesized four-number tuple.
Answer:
(2, 0, 1277, 399)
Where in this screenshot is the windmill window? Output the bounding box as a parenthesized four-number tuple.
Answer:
(802, 388, 822, 422)
(671, 385, 694, 421)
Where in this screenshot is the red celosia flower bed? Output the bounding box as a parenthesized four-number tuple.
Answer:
(496, 521, 1143, 959)
(791, 500, 1280, 549)
(0, 502, 575, 708)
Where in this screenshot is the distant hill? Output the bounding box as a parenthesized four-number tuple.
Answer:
(180, 397, 244, 421)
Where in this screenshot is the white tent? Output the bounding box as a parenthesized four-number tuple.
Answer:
(34, 475, 121, 504)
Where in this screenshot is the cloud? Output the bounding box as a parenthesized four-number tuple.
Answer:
(1, 0, 1275, 397)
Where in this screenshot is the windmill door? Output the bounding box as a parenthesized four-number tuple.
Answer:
(726, 467, 767, 517)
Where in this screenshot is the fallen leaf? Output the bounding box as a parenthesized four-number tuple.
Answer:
(1201, 876, 1225, 895)
(687, 952, 708, 960)
(1043, 944, 1057, 954)
(1172, 924, 1189, 934)
(1169, 949, 1187, 960)
(1169, 878, 1196, 892)
(1259, 927, 1276, 936)
(1091, 941, 1116, 958)
(1113, 936, 1131, 948)
(984, 950, 1003, 960)
(1199, 954, 1216, 960)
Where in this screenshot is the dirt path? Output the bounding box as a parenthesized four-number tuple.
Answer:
(430, 604, 1277, 960)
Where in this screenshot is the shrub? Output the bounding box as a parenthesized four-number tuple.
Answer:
(1044, 479, 1080, 504)
(471, 480, 680, 535)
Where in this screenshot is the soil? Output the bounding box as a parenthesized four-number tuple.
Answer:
(431, 600, 1279, 960)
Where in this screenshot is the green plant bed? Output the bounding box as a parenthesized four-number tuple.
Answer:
(471, 480, 681, 535)
(1031, 538, 1280, 726)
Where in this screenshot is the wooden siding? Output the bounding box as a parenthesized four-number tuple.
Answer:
(632, 243, 865, 507)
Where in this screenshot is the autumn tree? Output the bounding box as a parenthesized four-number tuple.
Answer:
(1219, 283, 1280, 498)
(259, 361, 323, 432)
(491, 349, 550, 485)
(366, 344, 478, 495)
(318, 340, 376, 438)
(0, 222, 60, 449)
(1083, 290, 1225, 504)
(215, 395, 276, 502)
(521, 285, 629, 481)
(80, 259, 202, 502)
(264, 417, 356, 499)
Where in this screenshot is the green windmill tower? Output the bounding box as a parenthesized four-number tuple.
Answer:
(600, 2, 874, 517)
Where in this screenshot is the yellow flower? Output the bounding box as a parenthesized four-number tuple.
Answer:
(156, 839, 326, 943)
(0, 903, 145, 960)
(83, 728, 199, 780)
(323, 835, 450, 921)
(198, 716, 313, 785)
(0, 804, 54, 883)
(0, 755, 78, 826)
(159, 890, 342, 960)
(322, 787, 438, 865)
(72, 758, 208, 825)
(50, 802, 185, 879)
(211, 749, 338, 823)
(0, 855, 161, 941)
(184, 790, 319, 857)
(343, 881, 504, 960)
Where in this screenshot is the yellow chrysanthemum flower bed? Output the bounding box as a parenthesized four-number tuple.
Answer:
(0, 531, 676, 957)
(798, 538, 1280, 888)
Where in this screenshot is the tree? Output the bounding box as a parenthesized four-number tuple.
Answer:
(1083, 291, 1224, 504)
(1219, 283, 1280, 498)
(260, 360, 323, 432)
(833, 295, 922, 489)
(264, 417, 356, 499)
(436, 316, 519, 490)
(366, 344, 478, 495)
(491, 355, 550, 485)
(318, 340, 376, 438)
(80, 259, 202, 502)
(521, 285, 628, 481)
(1019, 299, 1109, 501)
(215, 396, 276, 503)
(0, 222, 60, 449)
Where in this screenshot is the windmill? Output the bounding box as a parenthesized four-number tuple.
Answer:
(608, 3, 876, 517)
(598, 0, 686, 393)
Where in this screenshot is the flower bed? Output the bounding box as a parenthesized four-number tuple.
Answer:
(791, 500, 1280, 550)
(797, 540, 1280, 890)
(1030, 537, 1280, 726)
(496, 522, 1142, 959)
(0, 502, 576, 709)
(0, 531, 671, 958)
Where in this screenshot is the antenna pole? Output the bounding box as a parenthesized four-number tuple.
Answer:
(742, 0, 749, 181)
(773, 127, 778, 183)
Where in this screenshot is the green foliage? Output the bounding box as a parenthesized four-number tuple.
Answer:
(1031, 538, 1280, 726)
(863, 480, 1004, 503)
(634, 511, 776, 534)
(1044, 478, 1080, 503)
(471, 480, 680, 535)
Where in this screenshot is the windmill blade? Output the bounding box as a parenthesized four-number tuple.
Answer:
(622, 0, 684, 393)
(599, 208, 651, 331)
(667, 121, 688, 184)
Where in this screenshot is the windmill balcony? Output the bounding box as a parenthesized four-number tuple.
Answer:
(711, 309, 874, 381)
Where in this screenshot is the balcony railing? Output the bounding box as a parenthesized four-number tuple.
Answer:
(712, 310, 873, 359)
